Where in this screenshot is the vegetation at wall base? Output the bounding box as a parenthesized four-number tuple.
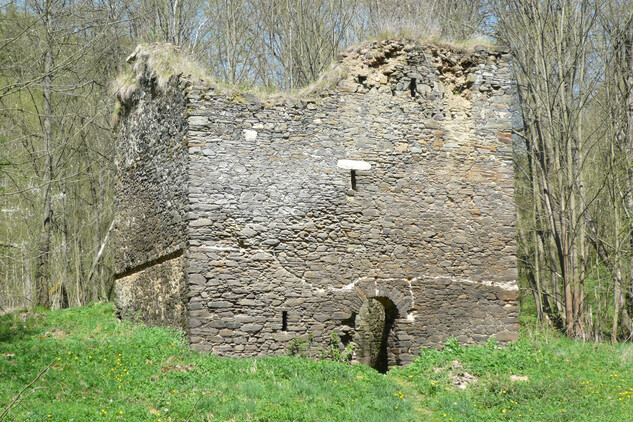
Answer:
(0, 303, 415, 421)
(2, 303, 633, 421)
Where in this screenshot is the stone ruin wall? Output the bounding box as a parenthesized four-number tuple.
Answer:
(113, 62, 189, 329)
(114, 39, 519, 368)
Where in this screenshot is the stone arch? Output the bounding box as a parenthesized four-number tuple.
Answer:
(351, 278, 413, 317)
(350, 279, 413, 372)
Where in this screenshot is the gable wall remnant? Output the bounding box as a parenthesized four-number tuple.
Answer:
(113, 67, 189, 328)
(114, 39, 518, 368)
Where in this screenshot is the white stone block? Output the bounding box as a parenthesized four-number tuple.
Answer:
(244, 129, 258, 141)
(337, 159, 371, 171)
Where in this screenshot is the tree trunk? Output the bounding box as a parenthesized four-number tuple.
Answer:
(34, 0, 54, 308)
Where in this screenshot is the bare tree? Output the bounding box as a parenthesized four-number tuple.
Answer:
(494, 0, 605, 338)
(0, 0, 119, 309)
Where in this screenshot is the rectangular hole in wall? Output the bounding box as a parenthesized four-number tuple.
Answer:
(282, 311, 288, 331)
(410, 78, 417, 97)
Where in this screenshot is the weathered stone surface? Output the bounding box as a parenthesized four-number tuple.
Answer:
(114, 39, 519, 369)
(114, 254, 187, 328)
(497, 289, 519, 301)
(495, 330, 520, 342)
(113, 63, 188, 329)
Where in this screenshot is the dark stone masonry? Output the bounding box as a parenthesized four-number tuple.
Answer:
(114, 39, 518, 370)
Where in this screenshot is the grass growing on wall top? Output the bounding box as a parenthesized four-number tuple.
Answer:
(2, 302, 633, 421)
(112, 43, 214, 106)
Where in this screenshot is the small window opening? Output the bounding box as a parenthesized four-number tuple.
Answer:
(351, 170, 357, 190)
(409, 78, 417, 97)
(282, 311, 288, 331)
(342, 312, 357, 329)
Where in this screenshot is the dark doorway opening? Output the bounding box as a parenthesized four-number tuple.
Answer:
(355, 297, 399, 373)
(373, 297, 398, 373)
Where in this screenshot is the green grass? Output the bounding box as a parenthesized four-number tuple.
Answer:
(2, 303, 633, 421)
(392, 332, 633, 421)
(0, 303, 414, 421)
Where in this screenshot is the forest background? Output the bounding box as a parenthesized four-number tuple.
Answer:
(2, 0, 633, 343)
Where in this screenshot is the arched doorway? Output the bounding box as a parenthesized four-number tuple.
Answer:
(355, 297, 398, 373)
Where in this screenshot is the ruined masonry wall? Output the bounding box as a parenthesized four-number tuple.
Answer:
(182, 41, 518, 365)
(113, 72, 189, 328)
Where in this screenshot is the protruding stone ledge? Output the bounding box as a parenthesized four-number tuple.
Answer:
(337, 159, 371, 171)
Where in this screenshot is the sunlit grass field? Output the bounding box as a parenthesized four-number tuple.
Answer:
(0, 303, 414, 421)
(2, 302, 633, 421)
(394, 331, 633, 421)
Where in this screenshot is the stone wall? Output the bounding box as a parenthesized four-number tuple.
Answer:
(113, 61, 189, 328)
(181, 39, 518, 367)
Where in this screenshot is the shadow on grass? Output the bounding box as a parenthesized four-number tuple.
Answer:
(0, 311, 47, 344)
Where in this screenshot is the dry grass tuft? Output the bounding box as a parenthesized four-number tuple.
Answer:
(620, 344, 633, 366)
(112, 43, 212, 106)
(111, 37, 498, 117)
(261, 65, 348, 105)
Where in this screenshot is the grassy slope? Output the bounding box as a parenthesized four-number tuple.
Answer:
(0, 303, 415, 421)
(394, 330, 633, 421)
(2, 303, 633, 421)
